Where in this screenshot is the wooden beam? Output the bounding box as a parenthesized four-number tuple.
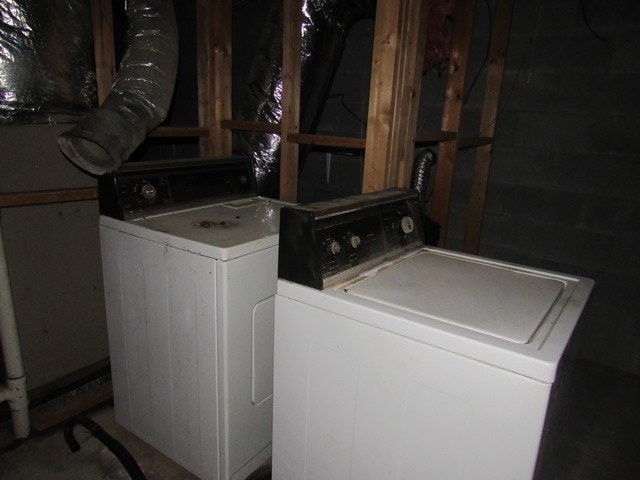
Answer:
(197, 0, 232, 156)
(430, 0, 477, 246)
(397, 0, 430, 188)
(0, 188, 99, 209)
(30, 380, 112, 432)
(196, 0, 214, 155)
(221, 119, 282, 134)
(362, 1, 400, 192)
(415, 130, 458, 143)
(280, 0, 302, 202)
(90, 0, 116, 104)
(457, 136, 493, 149)
(148, 126, 210, 137)
(287, 133, 366, 150)
(362, 0, 429, 193)
(464, 0, 513, 253)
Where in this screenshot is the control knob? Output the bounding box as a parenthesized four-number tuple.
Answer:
(349, 235, 362, 249)
(327, 240, 342, 256)
(134, 181, 158, 202)
(400, 216, 414, 234)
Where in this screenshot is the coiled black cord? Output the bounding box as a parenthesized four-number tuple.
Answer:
(64, 416, 146, 480)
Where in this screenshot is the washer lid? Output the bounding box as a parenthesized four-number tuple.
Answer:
(346, 250, 566, 344)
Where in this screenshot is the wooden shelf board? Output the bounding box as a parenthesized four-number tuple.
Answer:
(457, 136, 493, 149)
(0, 188, 99, 209)
(415, 130, 458, 144)
(287, 133, 366, 149)
(148, 126, 210, 138)
(221, 119, 281, 134)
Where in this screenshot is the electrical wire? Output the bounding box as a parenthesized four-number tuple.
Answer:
(477, 1, 543, 137)
(463, 0, 493, 105)
(326, 93, 368, 129)
(580, 0, 607, 43)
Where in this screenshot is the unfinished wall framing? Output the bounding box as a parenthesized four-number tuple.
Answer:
(87, 0, 514, 253)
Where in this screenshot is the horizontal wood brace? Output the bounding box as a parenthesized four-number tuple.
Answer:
(287, 133, 366, 149)
(0, 188, 98, 208)
(220, 119, 281, 134)
(148, 126, 210, 137)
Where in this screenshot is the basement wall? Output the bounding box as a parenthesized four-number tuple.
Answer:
(307, 0, 640, 376)
(0, 125, 108, 390)
(447, 0, 640, 375)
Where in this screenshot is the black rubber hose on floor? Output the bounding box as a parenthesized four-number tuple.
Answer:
(245, 461, 272, 480)
(64, 415, 147, 480)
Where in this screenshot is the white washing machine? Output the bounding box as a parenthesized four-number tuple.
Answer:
(98, 157, 289, 480)
(272, 188, 593, 480)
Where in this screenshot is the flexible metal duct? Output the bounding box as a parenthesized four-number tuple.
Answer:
(411, 148, 437, 205)
(57, 0, 178, 176)
(235, 0, 376, 197)
(411, 148, 440, 246)
(0, 0, 96, 124)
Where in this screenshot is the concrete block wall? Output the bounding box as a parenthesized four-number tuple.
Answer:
(446, 0, 640, 375)
(307, 0, 639, 376)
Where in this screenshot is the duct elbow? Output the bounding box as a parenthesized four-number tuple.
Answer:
(58, 0, 179, 175)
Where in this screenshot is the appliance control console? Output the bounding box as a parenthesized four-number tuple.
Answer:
(98, 156, 257, 219)
(278, 188, 423, 289)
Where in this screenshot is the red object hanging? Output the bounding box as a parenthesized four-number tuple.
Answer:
(423, 0, 455, 74)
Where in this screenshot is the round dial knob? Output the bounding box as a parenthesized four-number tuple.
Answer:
(135, 181, 158, 201)
(327, 240, 342, 256)
(400, 216, 415, 234)
(349, 235, 362, 249)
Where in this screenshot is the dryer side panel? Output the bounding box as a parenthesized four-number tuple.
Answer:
(217, 246, 279, 480)
(100, 225, 219, 480)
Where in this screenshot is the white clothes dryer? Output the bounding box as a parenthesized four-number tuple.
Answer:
(273, 188, 593, 480)
(99, 157, 289, 480)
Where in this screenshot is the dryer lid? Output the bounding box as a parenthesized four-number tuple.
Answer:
(346, 250, 566, 344)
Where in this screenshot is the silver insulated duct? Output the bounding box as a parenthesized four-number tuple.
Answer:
(235, 0, 376, 197)
(57, 0, 179, 175)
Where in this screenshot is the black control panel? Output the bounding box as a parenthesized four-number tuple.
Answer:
(278, 189, 423, 289)
(98, 156, 257, 219)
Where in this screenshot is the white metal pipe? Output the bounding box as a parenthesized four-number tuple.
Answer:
(0, 212, 30, 439)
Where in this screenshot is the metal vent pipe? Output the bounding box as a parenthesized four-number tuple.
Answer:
(57, 0, 179, 175)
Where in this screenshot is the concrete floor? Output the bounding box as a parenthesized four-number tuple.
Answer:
(0, 403, 200, 479)
(0, 359, 638, 479)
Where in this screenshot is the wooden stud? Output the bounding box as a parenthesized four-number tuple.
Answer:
(362, 0, 429, 193)
(197, 0, 232, 157)
(464, 0, 513, 253)
(397, 0, 430, 189)
(90, 0, 116, 105)
(197, 0, 214, 156)
(280, 0, 303, 202)
(430, 0, 477, 245)
(362, 1, 402, 193)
